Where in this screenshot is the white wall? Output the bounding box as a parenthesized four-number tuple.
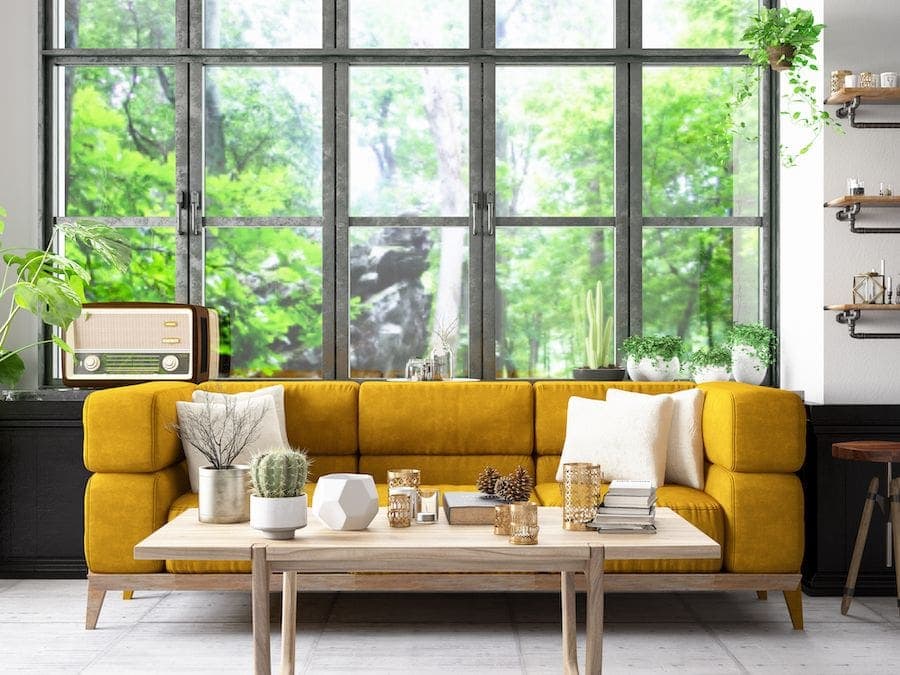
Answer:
(821, 0, 900, 402)
(0, 0, 40, 390)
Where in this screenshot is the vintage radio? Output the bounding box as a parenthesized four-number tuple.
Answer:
(63, 303, 220, 387)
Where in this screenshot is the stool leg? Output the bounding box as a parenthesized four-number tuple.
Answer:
(842, 476, 879, 615)
(891, 477, 900, 617)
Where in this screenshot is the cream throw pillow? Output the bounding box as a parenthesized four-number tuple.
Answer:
(177, 396, 285, 492)
(555, 395, 674, 486)
(606, 388, 705, 489)
(193, 384, 289, 448)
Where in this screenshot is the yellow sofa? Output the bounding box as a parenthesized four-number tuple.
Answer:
(82, 380, 806, 629)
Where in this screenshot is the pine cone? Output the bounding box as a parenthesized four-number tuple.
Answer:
(476, 466, 501, 496)
(494, 465, 534, 503)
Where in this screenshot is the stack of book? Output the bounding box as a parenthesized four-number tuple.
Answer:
(588, 480, 657, 533)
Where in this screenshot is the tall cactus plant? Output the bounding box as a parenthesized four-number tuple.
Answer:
(573, 280, 614, 368)
(249, 448, 310, 498)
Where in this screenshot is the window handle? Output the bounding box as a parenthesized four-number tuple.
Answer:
(190, 191, 202, 236)
(176, 190, 187, 235)
(471, 192, 480, 236)
(486, 191, 495, 236)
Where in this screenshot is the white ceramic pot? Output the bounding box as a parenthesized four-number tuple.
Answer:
(640, 356, 680, 381)
(731, 345, 767, 385)
(692, 365, 731, 383)
(312, 473, 379, 530)
(625, 356, 645, 381)
(250, 494, 308, 540)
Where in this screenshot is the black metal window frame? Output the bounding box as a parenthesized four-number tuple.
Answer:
(39, 0, 774, 382)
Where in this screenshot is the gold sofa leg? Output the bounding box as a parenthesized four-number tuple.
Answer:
(86, 582, 106, 630)
(783, 588, 804, 630)
(756, 590, 768, 601)
(122, 590, 134, 600)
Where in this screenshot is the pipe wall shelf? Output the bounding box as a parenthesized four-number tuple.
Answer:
(825, 87, 900, 129)
(824, 196, 900, 233)
(824, 303, 900, 339)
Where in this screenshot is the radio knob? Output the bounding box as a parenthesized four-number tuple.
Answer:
(161, 355, 180, 372)
(82, 355, 101, 372)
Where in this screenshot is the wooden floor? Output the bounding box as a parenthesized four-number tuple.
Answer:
(1, 578, 898, 673)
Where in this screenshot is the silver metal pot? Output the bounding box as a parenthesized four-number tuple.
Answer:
(198, 465, 250, 523)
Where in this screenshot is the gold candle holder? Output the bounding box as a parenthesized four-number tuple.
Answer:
(387, 468, 420, 489)
(388, 493, 411, 528)
(562, 462, 602, 531)
(509, 502, 539, 545)
(493, 504, 511, 535)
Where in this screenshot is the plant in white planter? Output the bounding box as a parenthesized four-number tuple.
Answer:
(726, 323, 776, 385)
(249, 448, 310, 540)
(621, 335, 683, 382)
(686, 346, 732, 383)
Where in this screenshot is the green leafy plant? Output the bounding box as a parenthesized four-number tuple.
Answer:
(572, 280, 614, 368)
(0, 208, 130, 387)
(685, 346, 732, 375)
(726, 323, 777, 365)
(728, 7, 839, 167)
(621, 335, 684, 366)
(249, 448, 310, 498)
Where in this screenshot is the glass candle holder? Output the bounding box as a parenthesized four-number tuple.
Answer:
(509, 502, 539, 545)
(859, 71, 877, 88)
(493, 504, 511, 535)
(416, 490, 439, 523)
(388, 493, 412, 528)
(831, 69, 852, 94)
(562, 462, 602, 531)
(387, 469, 420, 490)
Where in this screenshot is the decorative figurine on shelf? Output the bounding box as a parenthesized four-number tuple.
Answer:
(852, 271, 886, 305)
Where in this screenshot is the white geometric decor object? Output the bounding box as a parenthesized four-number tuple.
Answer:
(311, 473, 379, 531)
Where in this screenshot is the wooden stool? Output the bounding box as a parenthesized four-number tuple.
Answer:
(832, 441, 900, 616)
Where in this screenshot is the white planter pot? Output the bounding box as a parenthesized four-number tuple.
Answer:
(731, 345, 767, 385)
(692, 365, 731, 383)
(638, 356, 680, 381)
(250, 494, 308, 540)
(625, 356, 645, 381)
(312, 473, 379, 530)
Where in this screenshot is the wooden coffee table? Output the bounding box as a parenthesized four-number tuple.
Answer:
(135, 507, 719, 674)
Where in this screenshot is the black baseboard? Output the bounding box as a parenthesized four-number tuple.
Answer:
(802, 571, 898, 597)
(0, 558, 88, 579)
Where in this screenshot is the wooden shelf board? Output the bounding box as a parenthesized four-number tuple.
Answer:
(824, 304, 900, 311)
(825, 87, 900, 105)
(824, 195, 900, 208)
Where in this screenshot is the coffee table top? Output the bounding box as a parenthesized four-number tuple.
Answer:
(135, 507, 719, 571)
(832, 440, 900, 463)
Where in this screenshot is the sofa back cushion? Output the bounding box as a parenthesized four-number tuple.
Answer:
(533, 381, 696, 483)
(358, 382, 534, 484)
(198, 381, 359, 478)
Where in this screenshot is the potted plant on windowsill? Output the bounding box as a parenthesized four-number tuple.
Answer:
(0, 207, 129, 388)
(621, 335, 683, 382)
(726, 323, 776, 386)
(686, 346, 732, 383)
(249, 448, 310, 540)
(729, 7, 838, 167)
(571, 280, 624, 381)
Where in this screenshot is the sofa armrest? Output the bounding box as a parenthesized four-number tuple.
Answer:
(698, 382, 805, 474)
(83, 382, 197, 473)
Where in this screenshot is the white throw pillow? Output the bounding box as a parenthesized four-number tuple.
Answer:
(555, 395, 674, 486)
(177, 396, 285, 492)
(606, 388, 705, 489)
(193, 384, 289, 448)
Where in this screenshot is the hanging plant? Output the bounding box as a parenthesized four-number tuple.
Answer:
(728, 7, 840, 167)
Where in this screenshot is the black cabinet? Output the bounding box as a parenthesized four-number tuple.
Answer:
(0, 394, 89, 578)
(803, 404, 900, 596)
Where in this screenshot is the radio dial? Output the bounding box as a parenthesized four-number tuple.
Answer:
(161, 355, 180, 372)
(82, 355, 101, 372)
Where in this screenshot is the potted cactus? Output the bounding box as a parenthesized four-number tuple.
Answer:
(249, 448, 310, 539)
(571, 280, 624, 381)
(686, 346, 732, 383)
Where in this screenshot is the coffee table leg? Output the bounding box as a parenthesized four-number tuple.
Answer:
(585, 547, 604, 675)
(281, 571, 298, 675)
(561, 571, 578, 674)
(251, 544, 271, 675)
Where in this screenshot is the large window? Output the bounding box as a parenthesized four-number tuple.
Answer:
(44, 1, 771, 380)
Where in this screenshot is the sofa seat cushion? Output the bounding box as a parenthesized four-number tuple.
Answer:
(534, 483, 723, 573)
